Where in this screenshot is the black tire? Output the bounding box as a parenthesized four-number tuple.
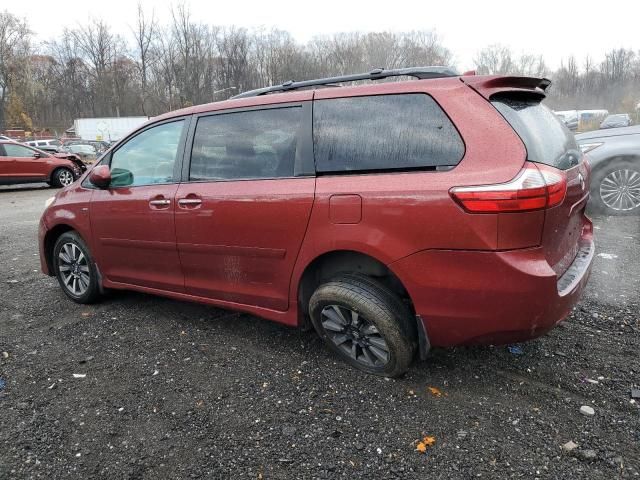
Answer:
(590, 161, 640, 215)
(50, 167, 75, 188)
(53, 231, 100, 304)
(309, 274, 417, 377)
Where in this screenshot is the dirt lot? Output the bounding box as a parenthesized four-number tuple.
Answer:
(1, 185, 639, 479)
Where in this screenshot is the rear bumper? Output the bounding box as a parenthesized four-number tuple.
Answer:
(390, 218, 594, 347)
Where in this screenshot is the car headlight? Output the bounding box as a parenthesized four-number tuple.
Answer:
(579, 142, 603, 154)
(45, 196, 56, 208)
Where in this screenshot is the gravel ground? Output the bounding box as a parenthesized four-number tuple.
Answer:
(1, 185, 639, 479)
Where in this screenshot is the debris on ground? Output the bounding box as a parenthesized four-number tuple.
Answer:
(427, 386, 442, 397)
(631, 389, 640, 399)
(72, 374, 87, 379)
(508, 345, 524, 355)
(0, 378, 6, 390)
(2, 351, 8, 359)
(416, 436, 436, 454)
(579, 405, 595, 416)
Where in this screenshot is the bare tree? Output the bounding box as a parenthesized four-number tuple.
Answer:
(0, 10, 31, 130)
(132, 2, 157, 115)
(474, 44, 514, 75)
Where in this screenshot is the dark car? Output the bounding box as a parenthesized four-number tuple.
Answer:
(38, 68, 594, 377)
(65, 139, 110, 155)
(576, 125, 640, 214)
(0, 141, 85, 187)
(599, 113, 633, 129)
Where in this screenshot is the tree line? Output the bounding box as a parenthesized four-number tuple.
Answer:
(1, 7, 639, 133)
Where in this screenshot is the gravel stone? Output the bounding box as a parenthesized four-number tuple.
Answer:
(580, 405, 595, 416)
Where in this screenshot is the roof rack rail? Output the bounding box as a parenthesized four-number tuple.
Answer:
(231, 66, 460, 99)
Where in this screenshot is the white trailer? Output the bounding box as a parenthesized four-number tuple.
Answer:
(73, 117, 150, 142)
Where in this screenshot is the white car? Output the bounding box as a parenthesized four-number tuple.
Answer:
(24, 139, 63, 149)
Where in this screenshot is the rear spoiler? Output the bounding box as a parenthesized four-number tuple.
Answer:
(461, 75, 551, 100)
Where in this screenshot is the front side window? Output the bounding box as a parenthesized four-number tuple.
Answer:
(109, 120, 184, 187)
(190, 107, 302, 181)
(2, 144, 37, 158)
(313, 94, 465, 173)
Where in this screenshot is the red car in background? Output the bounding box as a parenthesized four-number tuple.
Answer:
(0, 140, 85, 187)
(38, 67, 594, 377)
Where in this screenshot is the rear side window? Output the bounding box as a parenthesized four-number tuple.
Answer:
(190, 107, 302, 181)
(313, 94, 464, 173)
(492, 95, 581, 170)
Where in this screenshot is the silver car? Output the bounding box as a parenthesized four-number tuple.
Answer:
(576, 125, 640, 214)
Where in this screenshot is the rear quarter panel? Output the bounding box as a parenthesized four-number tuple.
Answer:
(289, 79, 527, 306)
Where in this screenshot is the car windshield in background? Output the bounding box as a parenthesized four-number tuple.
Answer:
(492, 95, 581, 170)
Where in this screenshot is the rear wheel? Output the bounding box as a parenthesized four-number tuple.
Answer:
(53, 231, 100, 303)
(592, 162, 640, 215)
(309, 274, 416, 377)
(51, 167, 75, 188)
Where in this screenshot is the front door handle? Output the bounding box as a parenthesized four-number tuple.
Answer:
(149, 199, 171, 206)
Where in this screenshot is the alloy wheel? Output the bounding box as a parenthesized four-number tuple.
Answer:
(59, 169, 74, 186)
(320, 304, 390, 367)
(600, 169, 640, 211)
(58, 242, 90, 296)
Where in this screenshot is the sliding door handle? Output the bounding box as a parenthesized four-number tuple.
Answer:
(178, 198, 202, 206)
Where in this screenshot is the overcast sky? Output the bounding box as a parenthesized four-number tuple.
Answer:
(9, 0, 638, 71)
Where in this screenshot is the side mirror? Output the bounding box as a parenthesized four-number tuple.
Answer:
(89, 165, 111, 189)
(32, 152, 41, 158)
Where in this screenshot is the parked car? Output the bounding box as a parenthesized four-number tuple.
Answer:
(65, 139, 110, 154)
(24, 139, 63, 149)
(599, 113, 633, 129)
(0, 135, 16, 142)
(39, 68, 594, 377)
(554, 110, 579, 131)
(0, 140, 85, 187)
(576, 125, 640, 214)
(64, 143, 98, 162)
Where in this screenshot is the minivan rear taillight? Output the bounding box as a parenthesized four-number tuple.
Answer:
(450, 162, 567, 213)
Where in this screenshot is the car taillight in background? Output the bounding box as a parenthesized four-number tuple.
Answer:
(450, 162, 568, 213)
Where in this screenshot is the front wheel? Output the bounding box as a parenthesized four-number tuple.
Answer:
(53, 231, 100, 303)
(51, 167, 75, 188)
(592, 162, 640, 215)
(309, 274, 416, 377)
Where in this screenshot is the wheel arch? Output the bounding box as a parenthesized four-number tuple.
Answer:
(590, 154, 640, 178)
(43, 224, 76, 274)
(296, 249, 414, 319)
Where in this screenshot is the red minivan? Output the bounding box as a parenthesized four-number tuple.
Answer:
(39, 68, 594, 377)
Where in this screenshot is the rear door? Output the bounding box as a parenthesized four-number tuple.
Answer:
(175, 102, 315, 311)
(492, 94, 589, 276)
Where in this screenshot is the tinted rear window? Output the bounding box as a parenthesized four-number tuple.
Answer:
(313, 94, 464, 173)
(492, 95, 581, 170)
